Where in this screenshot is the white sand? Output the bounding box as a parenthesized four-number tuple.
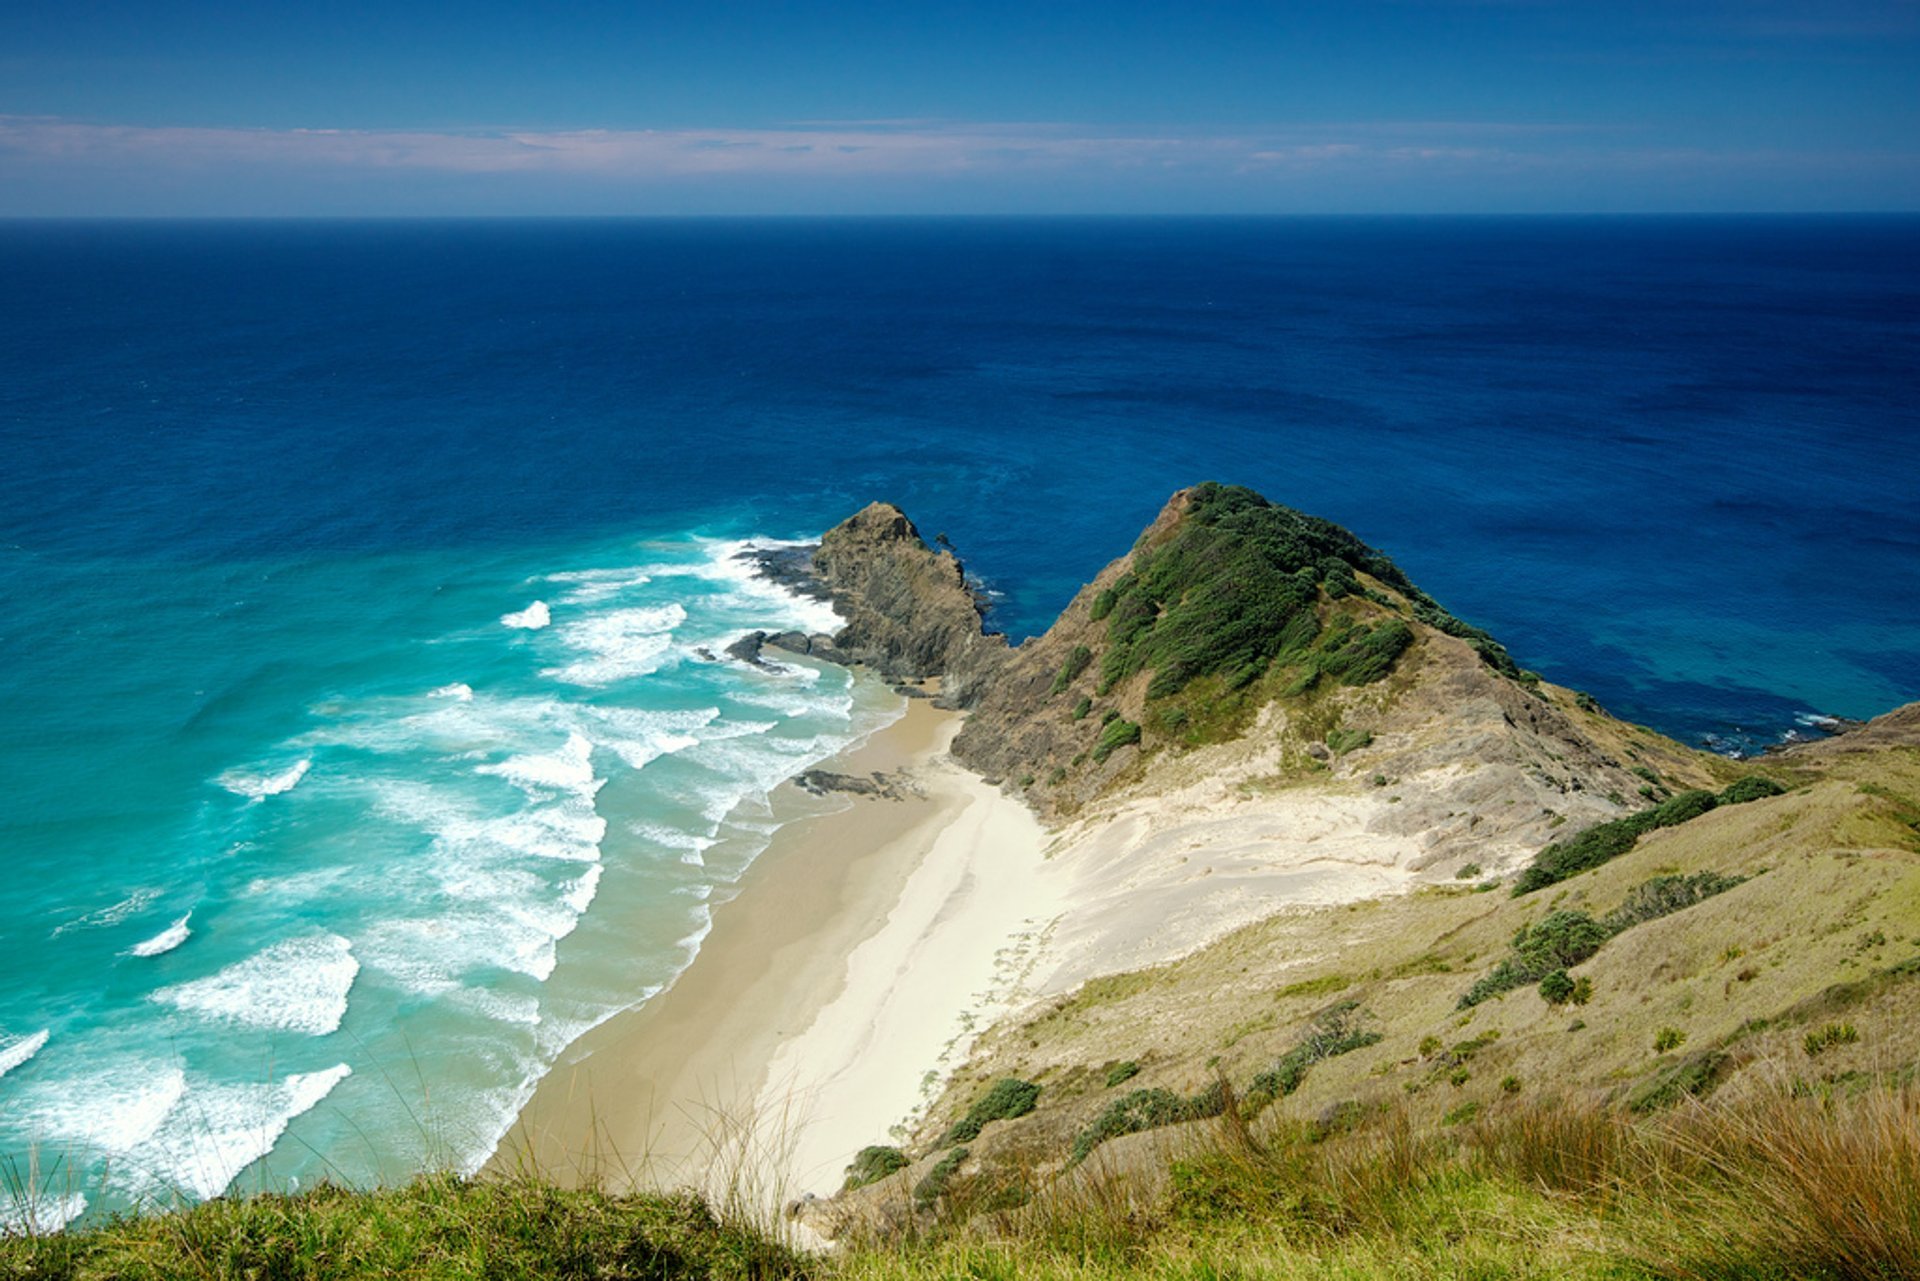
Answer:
(757, 747, 1058, 1196)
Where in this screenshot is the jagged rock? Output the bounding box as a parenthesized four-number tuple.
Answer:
(794, 769, 921, 801)
(726, 631, 772, 667)
(807, 502, 1010, 705)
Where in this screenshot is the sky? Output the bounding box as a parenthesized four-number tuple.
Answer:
(1, 0, 1917, 215)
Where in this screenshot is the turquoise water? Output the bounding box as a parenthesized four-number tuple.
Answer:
(0, 529, 899, 1226)
(2, 217, 1916, 1230)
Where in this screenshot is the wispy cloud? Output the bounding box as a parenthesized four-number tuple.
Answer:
(0, 116, 1573, 179)
(2, 115, 1913, 214)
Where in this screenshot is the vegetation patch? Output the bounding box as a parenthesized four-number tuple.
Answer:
(912, 1147, 969, 1210)
(1090, 483, 1499, 704)
(1091, 717, 1141, 763)
(1103, 1060, 1141, 1088)
(1246, 1001, 1384, 1107)
(1460, 911, 1610, 1008)
(1050, 645, 1093, 695)
(1514, 777, 1784, 895)
(938, 1078, 1041, 1146)
(843, 1146, 910, 1191)
(1325, 726, 1374, 756)
(1069, 1082, 1227, 1166)
(1629, 1049, 1732, 1112)
(1804, 1022, 1861, 1058)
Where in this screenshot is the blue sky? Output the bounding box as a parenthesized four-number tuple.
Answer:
(2, 0, 1916, 214)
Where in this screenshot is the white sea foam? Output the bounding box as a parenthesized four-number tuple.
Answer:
(0, 1029, 49, 1080)
(475, 730, 601, 800)
(428, 682, 474, 701)
(500, 600, 551, 629)
(26, 1063, 188, 1154)
(0, 1191, 87, 1237)
(50, 888, 160, 937)
(151, 934, 359, 1036)
(217, 757, 311, 801)
(130, 1064, 352, 1202)
(561, 864, 603, 914)
(544, 568, 655, 605)
(541, 604, 687, 687)
(128, 913, 193, 958)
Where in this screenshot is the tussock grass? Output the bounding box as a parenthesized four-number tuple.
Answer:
(7, 1083, 1918, 1279)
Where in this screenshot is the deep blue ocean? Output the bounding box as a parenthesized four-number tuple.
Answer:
(2, 216, 1917, 1228)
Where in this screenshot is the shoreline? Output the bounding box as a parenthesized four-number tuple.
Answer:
(492, 690, 1054, 1202)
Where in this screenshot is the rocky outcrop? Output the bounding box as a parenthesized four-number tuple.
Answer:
(807, 503, 1010, 704)
(731, 503, 1008, 706)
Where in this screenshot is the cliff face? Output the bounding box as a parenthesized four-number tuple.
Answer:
(805, 502, 1008, 705)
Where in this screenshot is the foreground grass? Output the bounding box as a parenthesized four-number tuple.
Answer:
(6, 1085, 1917, 1280)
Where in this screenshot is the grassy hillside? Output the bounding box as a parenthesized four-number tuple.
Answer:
(817, 706, 1920, 1272)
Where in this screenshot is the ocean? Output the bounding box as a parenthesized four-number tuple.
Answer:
(2, 216, 1916, 1228)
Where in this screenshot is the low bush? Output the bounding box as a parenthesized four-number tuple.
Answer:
(844, 1146, 910, 1191)
(1514, 776, 1782, 895)
(1069, 1082, 1226, 1166)
(1104, 1060, 1141, 1088)
(1247, 1001, 1383, 1106)
(912, 1147, 969, 1210)
(939, 1078, 1041, 1146)
(1805, 1022, 1861, 1058)
(1050, 645, 1093, 695)
(1325, 726, 1373, 756)
(1459, 911, 1609, 1008)
(1091, 717, 1141, 763)
(1602, 871, 1747, 932)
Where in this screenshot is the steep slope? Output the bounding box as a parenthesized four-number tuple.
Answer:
(811, 705, 1920, 1239)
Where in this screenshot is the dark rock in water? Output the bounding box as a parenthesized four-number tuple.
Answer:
(726, 631, 772, 667)
(766, 631, 814, 655)
(794, 769, 923, 801)
(737, 543, 834, 602)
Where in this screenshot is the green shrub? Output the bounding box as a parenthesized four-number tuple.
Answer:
(1105, 1060, 1142, 1088)
(1070, 1083, 1226, 1165)
(1805, 1022, 1861, 1058)
(1442, 1100, 1481, 1126)
(1602, 871, 1747, 932)
(1456, 863, 1482, 880)
(1071, 696, 1092, 720)
(1539, 969, 1576, 1005)
(1719, 775, 1787, 805)
(1089, 588, 1117, 621)
(1515, 780, 1778, 896)
(1247, 1001, 1383, 1106)
(1325, 726, 1374, 756)
(1654, 1027, 1687, 1053)
(939, 1078, 1041, 1146)
(1051, 645, 1094, 694)
(1459, 911, 1609, 1007)
(1018, 773, 1035, 789)
(843, 1145, 910, 1190)
(1092, 717, 1141, 763)
(913, 1147, 969, 1210)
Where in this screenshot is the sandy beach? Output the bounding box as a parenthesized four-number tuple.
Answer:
(494, 691, 1055, 1202)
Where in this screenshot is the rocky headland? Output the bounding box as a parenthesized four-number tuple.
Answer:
(720, 483, 1920, 1249)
